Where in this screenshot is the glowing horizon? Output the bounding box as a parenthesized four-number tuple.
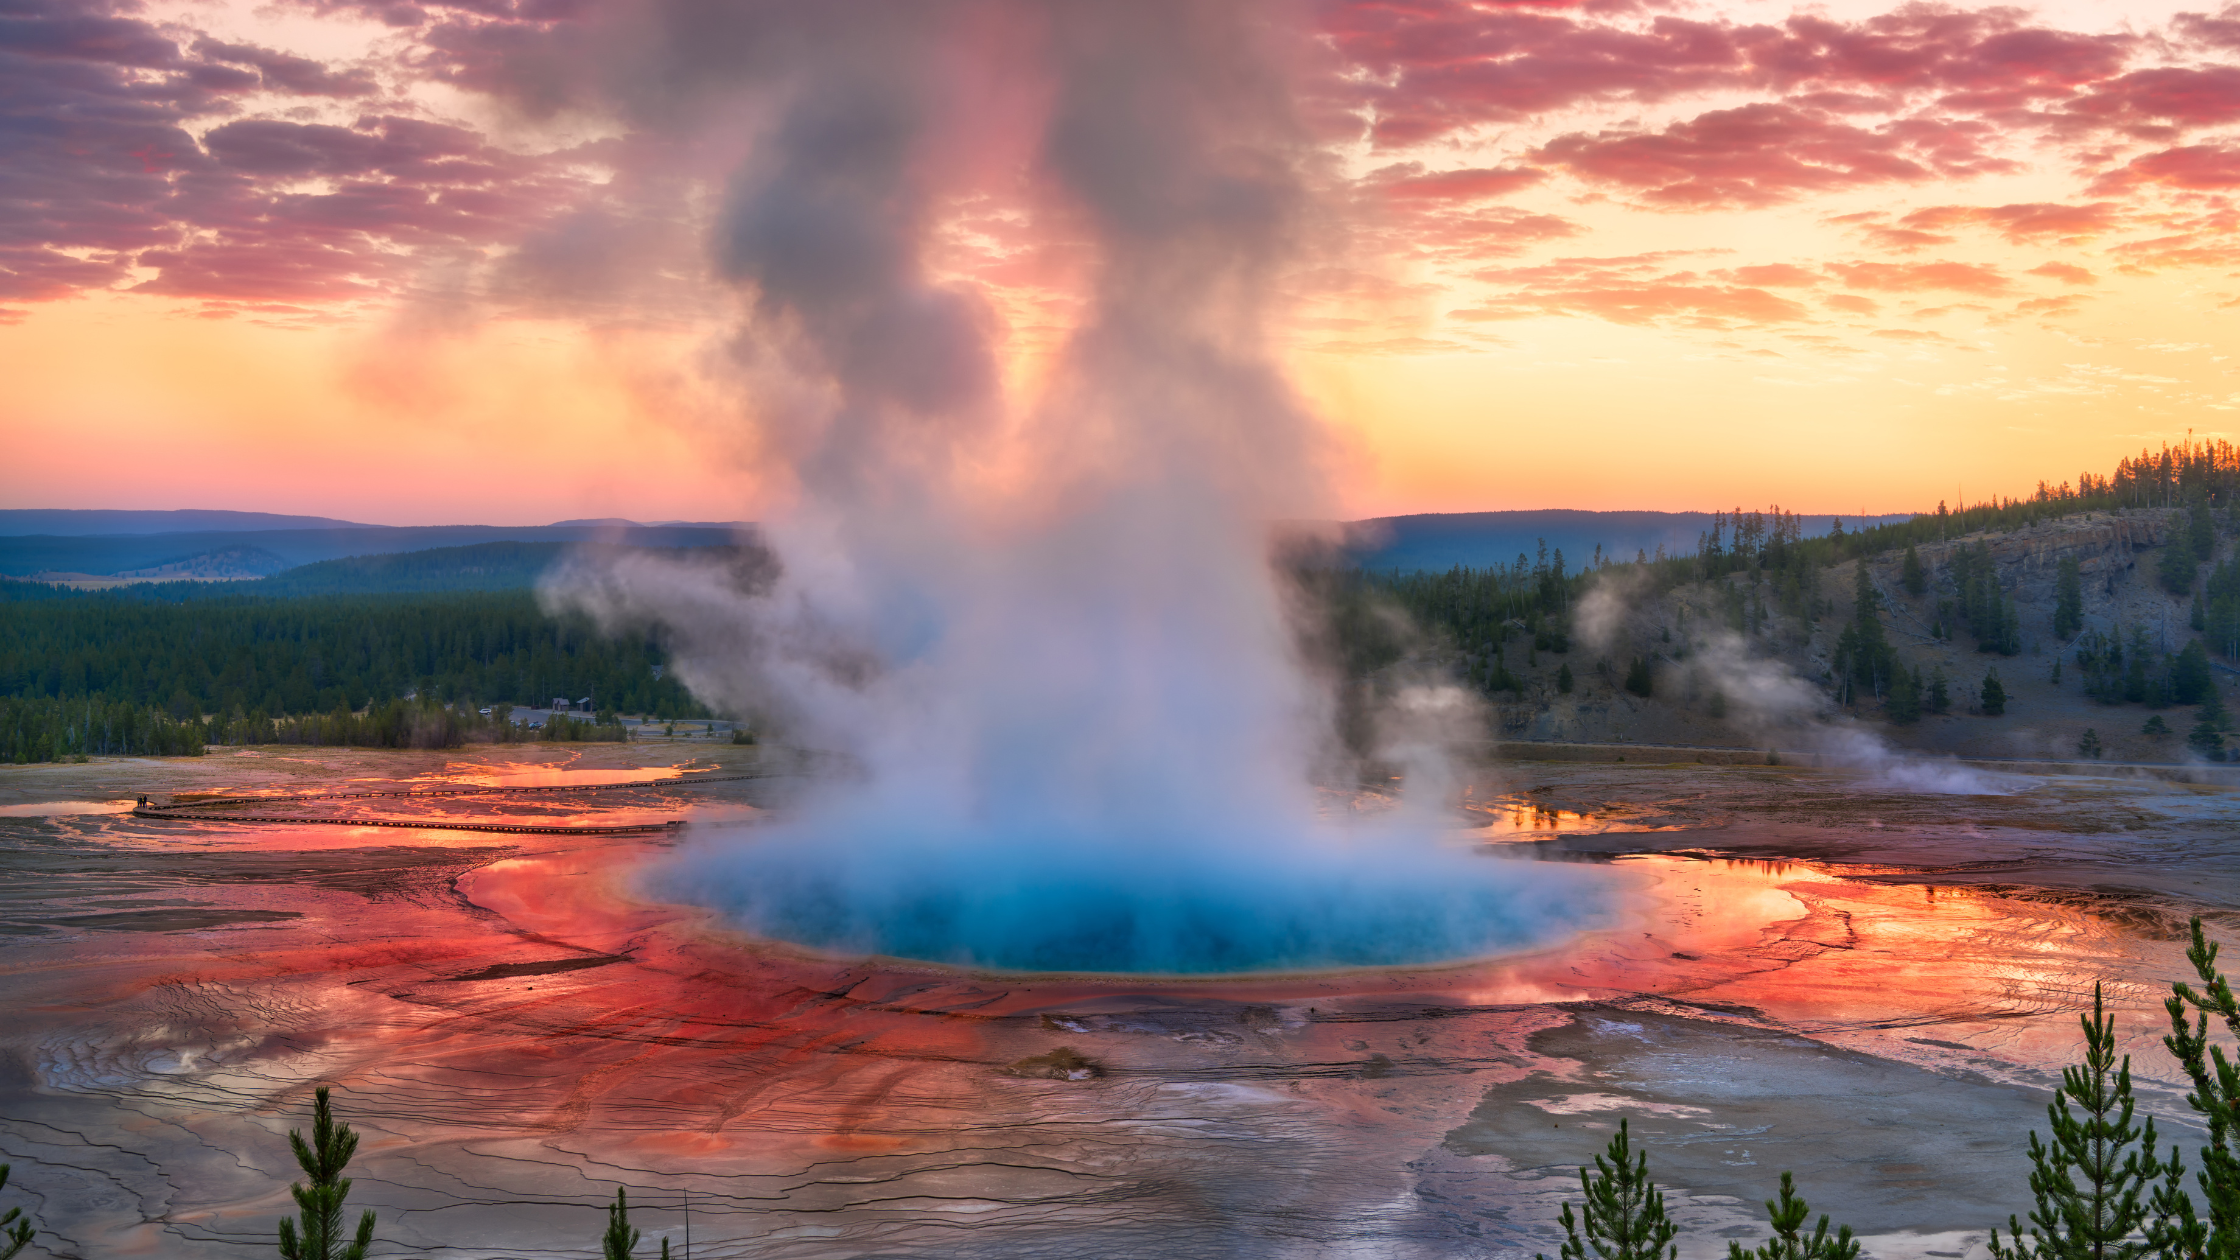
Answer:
(5, 0, 2239, 526)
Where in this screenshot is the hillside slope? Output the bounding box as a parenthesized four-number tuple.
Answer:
(1454, 508, 2234, 764)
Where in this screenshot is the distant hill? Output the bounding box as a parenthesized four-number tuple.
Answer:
(0, 522, 748, 578)
(0, 509, 370, 536)
(1346, 509, 1917, 573)
(0, 541, 755, 600)
(25, 545, 297, 588)
(245, 542, 615, 595)
(2, 507, 1925, 580)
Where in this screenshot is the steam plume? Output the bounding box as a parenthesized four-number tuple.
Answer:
(552, 1, 1600, 972)
(1577, 573, 2017, 796)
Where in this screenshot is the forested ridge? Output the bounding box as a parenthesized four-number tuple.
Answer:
(1341, 439, 2240, 757)
(0, 589, 707, 736)
(10, 438, 2240, 763)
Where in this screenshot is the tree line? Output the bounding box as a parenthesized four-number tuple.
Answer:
(2, 696, 640, 764)
(0, 589, 711, 723)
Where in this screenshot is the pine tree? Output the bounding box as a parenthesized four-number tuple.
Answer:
(1, 1164, 33, 1260)
(2174, 643, 2215, 706)
(1984, 668, 2008, 716)
(1727, 1171, 1860, 1260)
(1849, 562, 1893, 691)
(594, 1188, 673, 1260)
(2057, 556, 2086, 639)
(1930, 667, 1951, 715)
(604, 1187, 640, 1260)
(2163, 532, 2200, 597)
(1558, 662, 1575, 694)
(1625, 657, 1654, 698)
(2165, 917, 2240, 1260)
(2078, 728, 2103, 759)
(1903, 544, 1928, 596)
(1988, 984, 2189, 1260)
(2188, 716, 2226, 761)
(1888, 664, 1923, 724)
(277, 1086, 376, 1260)
(1538, 1118, 1678, 1260)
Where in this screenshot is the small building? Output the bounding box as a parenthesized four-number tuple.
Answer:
(553, 697, 571, 711)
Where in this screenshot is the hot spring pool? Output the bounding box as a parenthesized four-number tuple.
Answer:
(660, 824, 1611, 974)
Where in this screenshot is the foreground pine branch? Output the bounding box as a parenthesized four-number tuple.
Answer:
(1, 1163, 33, 1260)
(2166, 918, 2240, 1260)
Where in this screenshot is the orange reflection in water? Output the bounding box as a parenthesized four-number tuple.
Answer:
(1461, 793, 1681, 841)
(444, 765, 693, 788)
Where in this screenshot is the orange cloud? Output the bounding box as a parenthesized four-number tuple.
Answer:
(1827, 260, 2012, 294)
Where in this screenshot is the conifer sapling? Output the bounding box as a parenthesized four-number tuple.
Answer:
(603, 1186, 673, 1260)
(1727, 1171, 1860, 1260)
(1538, 1118, 1679, 1260)
(605, 1186, 640, 1260)
(277, 1086, 376, 1260)
(1988, 984, 2188, 1260)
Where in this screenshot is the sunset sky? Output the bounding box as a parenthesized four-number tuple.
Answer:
(4, 0, 2239, 525)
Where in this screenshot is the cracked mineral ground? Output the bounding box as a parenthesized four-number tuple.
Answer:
(2, 743, 2235, 1259)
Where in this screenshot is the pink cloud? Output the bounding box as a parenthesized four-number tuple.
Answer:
(1322, 2, 2135, 150)
(1370, 163, 1547, 202)
(2028, 261, 2098, 284)
(193, 37, 380, 97)
(2090, 143, 2240, 191)
(1533, 104, 2016, 208)
(0, 0, 606, 311)
(2066, 66, 2240, 134)
(2174, 6, 2240, 50)
(1322, 6, 1766, 147)
(1860, 225, 1954, 251)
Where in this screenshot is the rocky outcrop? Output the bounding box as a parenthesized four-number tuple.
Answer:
(1905, 509, 2172, 605)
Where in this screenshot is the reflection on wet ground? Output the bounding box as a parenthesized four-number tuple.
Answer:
(1461, 791, 1687, 840)
(0, 749, 2234, 1257)
(0, 800, 136, 818)
(443, 764, 702, 788)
